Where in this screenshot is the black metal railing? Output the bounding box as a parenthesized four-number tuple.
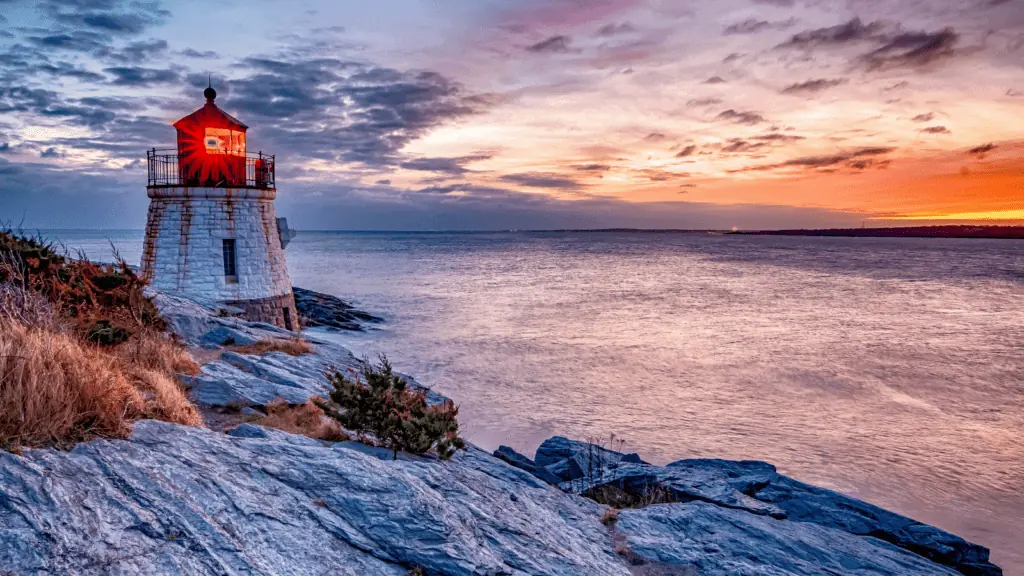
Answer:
(146, 148, 275, 189)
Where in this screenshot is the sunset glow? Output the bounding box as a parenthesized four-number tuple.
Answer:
(0, 0, 1022, 229)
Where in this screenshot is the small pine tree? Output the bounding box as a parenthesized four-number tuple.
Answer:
(318, 355, 465, 460)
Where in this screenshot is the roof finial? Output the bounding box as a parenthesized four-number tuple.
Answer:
(204, 75, 216, 103)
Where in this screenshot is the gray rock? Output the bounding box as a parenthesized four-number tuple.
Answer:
(0, 421, 627, 576)
(188, 360, 314, 406)
(750, 474, 1001, 576)
(494, 445, 562, 485)
(535, 436, 646, 483)
(293, 286, 383, 331)
(541, 436, 1001, 576)
(616, 501, 963, 576)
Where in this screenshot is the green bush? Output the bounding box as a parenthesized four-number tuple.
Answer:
(318, 356, 465, 460)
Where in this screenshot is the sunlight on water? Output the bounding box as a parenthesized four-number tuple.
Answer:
(50, 229, 1024, 574)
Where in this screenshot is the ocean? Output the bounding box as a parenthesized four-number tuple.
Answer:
(48, 229, 1024, 573)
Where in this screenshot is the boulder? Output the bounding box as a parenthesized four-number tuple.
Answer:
(616, 501, 964, 576)
(535, 436, 646, 483)
(493, 445, 562, 485)
(293, 287, 383, 331)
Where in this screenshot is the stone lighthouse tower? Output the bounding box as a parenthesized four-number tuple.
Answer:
(141, 85, 298, 330)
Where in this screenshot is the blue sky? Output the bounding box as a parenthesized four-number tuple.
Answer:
(1, 0, 1023, 229)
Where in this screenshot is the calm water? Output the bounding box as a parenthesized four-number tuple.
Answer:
(51, 230, 1024, 573)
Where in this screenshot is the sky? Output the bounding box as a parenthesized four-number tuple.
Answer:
(1, 0, 1022, 230)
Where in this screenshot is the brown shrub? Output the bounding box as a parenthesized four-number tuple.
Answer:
(115, 331, 201, 376)
(122, 365, 203, 427)
(601, 507, 620, 526)
(259, 398, 349, 441)
(0, 320, 202, 451)
(229, 338, 313, 356)
(0, 320, 141, 449)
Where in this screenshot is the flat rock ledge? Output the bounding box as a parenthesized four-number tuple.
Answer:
(0, 291, 1003, 576)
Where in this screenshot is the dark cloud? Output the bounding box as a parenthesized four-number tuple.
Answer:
(751, 132, 805, 142)
(968, 143, 997, 156)
(862, 28, 959, 70)
(734, 146, 895, 172)
(720, 139, 768, 153)
(753, 0, 795, 5)
(37, 62, 106, 82)
(644, 132, 667, 142)
(724, 18, 796, 36)
(676, 145, 697, 157)
(597, 22, 636, 37)
(375, 179, 391, 185)
(704, 76, 727, 84)
(499, 172, 584, 190)
(1007, 89, 1023, 97)
(108, 39, 168, 63)
(572, 164, 611, 172)
(781, 78, 848, 95)
(40, 147, 64, 158)
(179, 48, 219, 59)
(398, 154, 491, 176)
(912, 113, 935, 122)
(921, 126, 950, 134)
(104, 66, 181, 86)
(219, 56, 490, 166)
(46, 0, 170, 36)
(687, 97, 723, 107)
(527, 36, 573, 53)
(779, 18, 885, 48)
(716, 109, 766, 125)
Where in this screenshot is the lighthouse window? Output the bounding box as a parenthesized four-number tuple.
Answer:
(222, 239, 237, 283)
(204, 128, 246, 156)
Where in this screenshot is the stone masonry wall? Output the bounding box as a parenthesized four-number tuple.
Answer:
(141, 187, 296, 329)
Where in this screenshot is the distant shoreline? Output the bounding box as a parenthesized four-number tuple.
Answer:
(727, 225, 1024, 240)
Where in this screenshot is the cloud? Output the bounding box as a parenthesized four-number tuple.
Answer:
(597, 22, 636, 37)
(499, 172, 584, 190)
(40, 147, 64, 158)
(781, 78, 848, 95)
(720, 139, 768, 153)
(921, 126, 950, 134)
(399, 154, 491, 176)
(968, 143, 997, 156)
(912, 113, 935, 122)
(724, 18, 796, 36)
(180, 48, 219, 59)
(223, 56, 492, 166)
(1007, 89, 1023, 97)
(704, 76, 727, 84)
(687, 97, 723, 107)
(753, 0, 795, 5)
(644, 132, 667, 141)
(676, 145, 697, 157)
(46, 0, 170, 36)
(572, 163, 611, 172)
(716, 109, 766, 125)
(527, 36, 573, 53)
(104, 66, 181, 86)
(751, 132, 805, 142)
(779, 18, 885, 48)
(734, 146, 895, 172)
(108, 39, 168, 63)
(861, 28, 959, 70)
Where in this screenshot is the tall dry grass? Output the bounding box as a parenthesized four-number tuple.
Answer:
(0, 319, 201, 450)
(115, 330, 201, 376)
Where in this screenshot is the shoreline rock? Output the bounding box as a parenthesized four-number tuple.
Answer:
(293, 286, 383, 331)
(0, 290, 1003, 576)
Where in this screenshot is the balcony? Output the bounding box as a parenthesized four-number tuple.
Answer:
(146, 148, 275, 189)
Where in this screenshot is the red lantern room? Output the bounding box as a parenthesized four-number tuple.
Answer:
(146, 84, 274, 189)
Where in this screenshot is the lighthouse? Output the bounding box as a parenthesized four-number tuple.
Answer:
(141, 84, 298, 330)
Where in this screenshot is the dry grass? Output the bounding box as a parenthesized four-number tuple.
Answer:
(0, 319, 201, 450)
(229, 338, 313, 357)
(584, 484, 679, 509)
(258, 397, 349, 442)
(115, 330, 201, 376)
(122, 365, 202, 427)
